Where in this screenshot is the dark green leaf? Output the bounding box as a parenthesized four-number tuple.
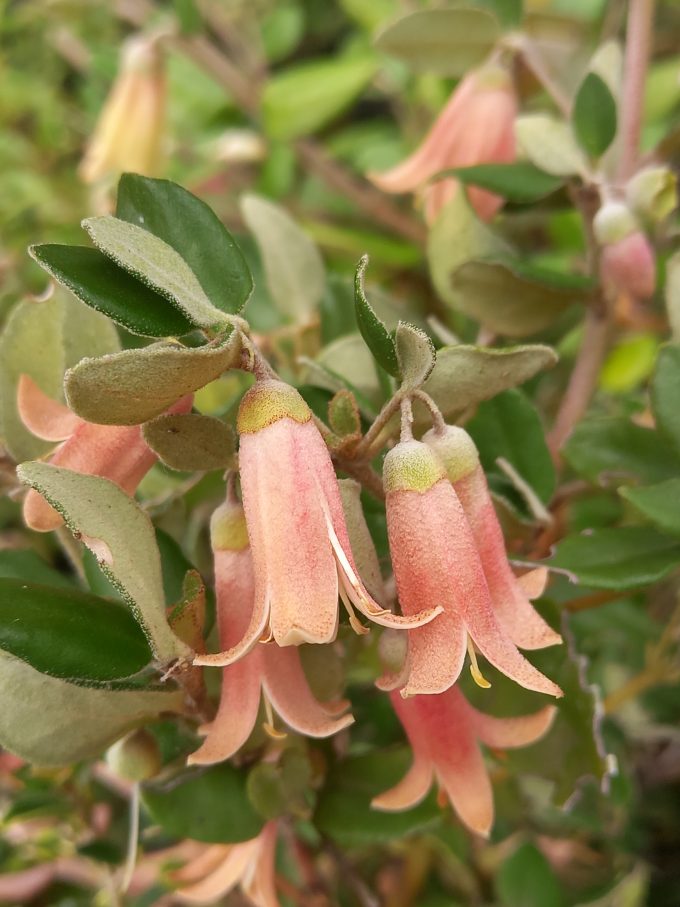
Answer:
(354, 255, 399, 377)
(496, 842, 565, 907)
(142, 763, 264, 843)
(572, 72, 618, 158)
(476, 0, 523, 27)
(28, 245, 194, 338)
(315, 748, 441, 846)
(173, 0, 202, 34)
(564, 417, 680, 485)
(621, 479, 680, 537)
(652, 344, 680, 457)
(0, 549, 74, 588)
(116, 175, 253, 315)
(0, 578, 153, 684)
(450, 162, 563, 203)
(550, 527, 680, 589)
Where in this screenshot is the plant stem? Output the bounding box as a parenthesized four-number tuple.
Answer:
(352, 395, 402, 461)
(617, 0, 656, 182)
(516, 36, 571, 117)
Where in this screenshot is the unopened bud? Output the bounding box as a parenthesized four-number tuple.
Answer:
(600, 231, 656, 300)
(625, 166, 677, 224)
(105, 729, 161, 782)
(593, 200, 638, 245)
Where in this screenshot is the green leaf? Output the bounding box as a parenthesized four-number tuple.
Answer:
(564, 417, 680, 485)
(450, 259, 579, 337)
(315, 748, 441, 846)
(0, 651, 182, 766)
(496, 842, 565, 907)
(116, 175, 253, 316)
(302, 333, 382, 417)
(17, 464, 191, 666)
(354, 255, 399, 377)
(142, 763, 264, 843)
(0, 549, 74, 588)
(82, 217, 229, 330)
(240, 194, 326, 323)
(466, 389, 555, 516)
(142, 413, 235, 472)
(374, 8, 500, 76)
(0, 578, 152, 685)
(64, 333, 242, 425)
(476, 0, 523, 27)
(550, 527, 680, 589)
(262, 53, 378, 140)
(515, 114, 588, 177)
(449, 162, 564, 203)
(620, 479, 680, 537)
(418, 343, 557, 427)
(395, 322, 436, 390)
(652, 344, 680, 457)
(572, 72, 618, 158)
(29, 245, 195, 338)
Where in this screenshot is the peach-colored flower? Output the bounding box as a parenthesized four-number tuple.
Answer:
(380, 439, 561, 698)
(373, 688, 555, 837)
(600, 231, 656, 300)
(189, 497, 353, 765)
(368, 64, 517, 224)
(424, 425, 561, 651)
(195, 381, 440, 668)
(17, 374, 191, 532)
(172, 821, 279, 907)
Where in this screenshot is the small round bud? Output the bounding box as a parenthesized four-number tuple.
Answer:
(593, 200, 638, 246)
(105, 729, 161, 782)
(210, 499, 249, 552)
(625, 166, 677, 224)
(382, 441, 446, 495)
(600, 231, 656, 300)
(423, 425, 480, 483)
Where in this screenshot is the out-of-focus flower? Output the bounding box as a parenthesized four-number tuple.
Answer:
(625, 165, 677, 224)
(368, 64, 517, 224)
(172, 821, 280, 907)
(17, 374, 191, 531)
(373, 688, 555, 837)
(381, 439, 561, 698)
(79, 34, 166, 184)
(424, 425, 561, 651)
(594, 199, 656, 300)
(189, 496, 353, 765)
(195, 381, 440, 668)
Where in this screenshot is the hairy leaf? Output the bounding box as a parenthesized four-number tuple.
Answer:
(143, 413, 235, 472)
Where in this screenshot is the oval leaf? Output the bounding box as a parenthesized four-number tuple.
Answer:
(451, 162, 564, 203)
(29, 245, 195, 338)
(621, 478, 680, 537)
(572, 72, 618, 159)
(515, 114, 588, 177)
(395, 321, 436, 390)
(116, 174, 253, 315)
(143, 413, 235, 472)
(354, 255, 399, 377)
(375, 8, 500, 76)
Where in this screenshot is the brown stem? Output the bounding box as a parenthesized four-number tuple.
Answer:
(565, 589, 625, 613)
(617, 0, 656, 182)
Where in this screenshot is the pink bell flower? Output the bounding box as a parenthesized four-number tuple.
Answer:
(424, 425, 561, 651)
(172, 821, 280, 907)
(373, 688, 555, 837)
(195, 381, 441, 668)
(381, 439, 561, 698)
(189, 497, 353, 765)
(17, 374, 192, 532)
(368, 64, 517, 224)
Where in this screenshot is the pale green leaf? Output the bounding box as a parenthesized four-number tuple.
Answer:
(0, 650, 182, 766)
(515, 114, 588, 177)
(304, 333, 383, 416)
(64, 333, 242, 426)
(142, 413, 235, 472)
(240, 194, 326, 322)
(395, 322, 436, 390)
(82, 216, 229, 329)
(17, 464, 191, 667)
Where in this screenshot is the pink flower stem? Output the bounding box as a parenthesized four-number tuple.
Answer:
(617, 0, 656, 182)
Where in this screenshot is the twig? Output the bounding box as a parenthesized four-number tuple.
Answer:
(617, 0, 656, 181)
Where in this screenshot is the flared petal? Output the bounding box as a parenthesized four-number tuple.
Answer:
(371, 753, 433, 811)
(171, 845, 232, 885)
(17, 374, 81, 441)
(472, 704, 557, 750)
(262, 644, 354, 738)
(242, 822, 281, 907)
(455, 467, 561, 651)
(173, 840, 260, 904)
(239, 417, 339, 647)
(517, 567, 549, 600)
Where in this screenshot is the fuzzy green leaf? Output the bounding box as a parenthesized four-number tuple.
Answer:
(395, 321, 436, 390)
(354, 255, 399, 377)
(142, 413, 235, 472)
(620, 479, 680, 537)
(515, 114, 588, 177)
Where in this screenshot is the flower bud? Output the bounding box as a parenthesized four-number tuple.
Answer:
(625, 166, 677, 224)
(593, 200, 638, 245)
(105, 729, 161, 782)
(600, 231, 656, 300)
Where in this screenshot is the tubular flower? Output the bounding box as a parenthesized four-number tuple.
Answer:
(79, 34, 166, 184)
(381, 439, 562, 698)
(424, 425, 561, 651)
(373, 688, 556, 837)
(368, 64, 517, 224)
(195, 381, 441, 668)
(18, 374, 191, 532)
(172, 821, 280, 907)
(189, 498, 353, 765)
